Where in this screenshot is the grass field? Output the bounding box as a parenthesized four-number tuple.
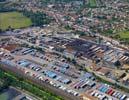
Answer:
(118, 31, 129, 39)
(0, 92, 9, 100)
(89, 0, 97, 7)
(113, 31, 129, 44)
(0, 11, 32, 31)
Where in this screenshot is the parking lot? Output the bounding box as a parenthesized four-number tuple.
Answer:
(1, 36, 129, 100)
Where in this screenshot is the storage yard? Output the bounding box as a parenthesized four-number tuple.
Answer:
(0, 45, 128, 100)
(1, 27, 129, 100)
(1, 0, 129, 100)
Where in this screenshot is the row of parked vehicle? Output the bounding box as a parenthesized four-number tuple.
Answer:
(33, 72, 79, 96)
(97, 84, 128, 100)
(90, 90, 113, 100)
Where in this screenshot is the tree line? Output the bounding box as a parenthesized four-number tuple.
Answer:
(22, 10, 53, 26)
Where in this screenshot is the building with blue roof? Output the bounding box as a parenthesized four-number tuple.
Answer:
(44, 70, 57, 78)
(62, 79, 71, 84)
(82, 72, 93, 79)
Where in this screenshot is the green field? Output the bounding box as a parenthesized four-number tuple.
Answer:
(118, 31, 129, 39)
(0, 92, 8, 100)
(89, 0, 97, 7)
(0, 11, 32, 31)
(113, 31, 129, 44)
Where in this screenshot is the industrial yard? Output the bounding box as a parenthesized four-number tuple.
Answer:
(1, 0, 129, 100)
(1, 26, 129, 100)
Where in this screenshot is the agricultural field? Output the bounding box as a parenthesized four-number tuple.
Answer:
(0, 11, 32, 31)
